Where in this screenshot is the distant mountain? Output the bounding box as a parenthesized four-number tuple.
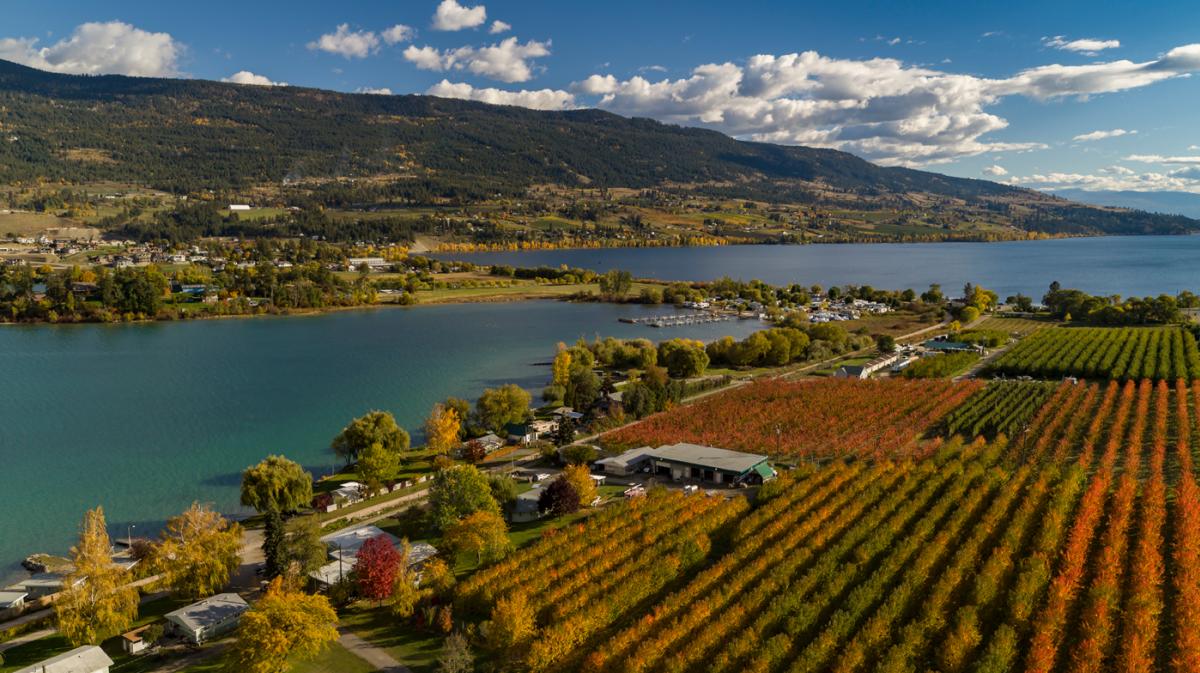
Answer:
(0, 57, 1195, 236)
(1051, 189, 1200, 220)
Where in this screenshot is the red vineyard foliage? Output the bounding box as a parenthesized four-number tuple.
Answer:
(603, 378, 982, 460)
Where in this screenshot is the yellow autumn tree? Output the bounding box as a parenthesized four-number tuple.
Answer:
(425, 403, 462, 456)
(486, 591, 535, 661)
(552, 347, 572, 388)
(444, 510, 512, 565)
(229, 576, 339, 673)
(154, 502, 242, 600)
(561, 464, 598, 507)
(55, 507, 139, 646)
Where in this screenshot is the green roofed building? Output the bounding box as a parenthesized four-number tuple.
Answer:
(646, 442, 775, 486)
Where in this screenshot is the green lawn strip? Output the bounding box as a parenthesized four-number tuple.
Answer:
(0, 595, 190, 673)
(174, 640, 374, 673)
(338, 604, 443, 673)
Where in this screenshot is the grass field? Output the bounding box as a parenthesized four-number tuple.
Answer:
(176, 640, 376, 673)
(973, 315, 1056, 335)
(0, 211, 80, 236)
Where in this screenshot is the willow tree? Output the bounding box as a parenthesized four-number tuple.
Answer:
(154, 502, 242, 599)
(56, 507, 139, 646)
(240, 455, 313, 514)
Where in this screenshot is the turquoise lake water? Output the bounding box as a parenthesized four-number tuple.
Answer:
(7, 233, 1200, 584)
(439, 235, 1200, 299)
(0, 302, 765, 584)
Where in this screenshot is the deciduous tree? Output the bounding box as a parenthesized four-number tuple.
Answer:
(428, 465, 502, 533)
(154, 502, 242, 600)
(444, 510, 512, 564)
(357, 441, 399, 495)
(439, 631, 475, 673)
(229, 576, 339, 673)
(240, 455, 313, 514)
(552, 347, 572, 387)
(332, 410, 410, 463)
(55, 507, 139, 646)
(486, 592, 535, 661)
(391, 541, 423, 619)
(538, 477, 581, 515)
(354, 535, 401, 603)
(425, 404, 462, 456)
(279, 516, 328, 579)
(475, 384, 531, 433)
(561, 464, 598, 506)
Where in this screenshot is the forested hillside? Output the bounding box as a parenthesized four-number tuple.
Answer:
(0, 58, 1195, 236)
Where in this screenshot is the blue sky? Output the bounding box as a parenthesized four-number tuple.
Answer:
(5, 0, 1200, 192)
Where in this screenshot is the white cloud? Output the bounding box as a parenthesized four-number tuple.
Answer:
(639, 64, 668, 73)
(403, 37, 551, 83)
(1010, 166, 1200, 193)
(307, 24, 380, 59)
(382, 24, 416, 45)
(1073, 128, 1135, 142)
(427, 80, 575, 110)
(549, 44, 1200, 166)
(489, 20, 511, 35)
(222, 71, 287, 86)
(0, 21, 181, 76)
(1044, 36, 1121, 54)
(572, 74, 618, 95)
(355, 86, 393, 95)
(1126, 154, 1200, 165)
(983, 165, 1008, 176)
(433, 0, 487, 31)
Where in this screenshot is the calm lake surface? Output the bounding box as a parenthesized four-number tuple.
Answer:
(0, 302, 765, 584)
(439, 235, 1200, 298)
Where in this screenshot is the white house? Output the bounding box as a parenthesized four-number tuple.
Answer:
(165, 593, 249, 645)
(228, 204, 251, 211)
(14, 645, 112, 673)
(310, 527, 436, 589)
(0, 590, 27, 611)
(321, 525, 400, 563)
(332, 482, 364, 506)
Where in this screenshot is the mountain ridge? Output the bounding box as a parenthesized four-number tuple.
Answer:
(0, 57, 1195, 237)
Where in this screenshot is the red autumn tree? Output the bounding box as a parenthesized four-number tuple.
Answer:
(354, 535, 401, 603)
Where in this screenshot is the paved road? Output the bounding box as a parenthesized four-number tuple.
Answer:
(0, 627, 54, 654)
(339, 629, 413, 673)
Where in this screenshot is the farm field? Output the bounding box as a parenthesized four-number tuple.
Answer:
(986, 326, 1200, 381)
(939, 380, 1058, 440)
(462, 377, 1200, 673)
(973, 315, 1056, 336)
(601, 378, 981, 460)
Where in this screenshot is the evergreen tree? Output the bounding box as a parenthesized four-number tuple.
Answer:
(262, 509, 285, 579)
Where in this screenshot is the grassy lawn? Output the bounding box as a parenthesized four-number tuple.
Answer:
(338, 605, 443, 673)
(0, 595, 191, 673)
(176, 640, 375, 673)
(0, 634, 73, 673)
(974, 315, 1056, 336)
